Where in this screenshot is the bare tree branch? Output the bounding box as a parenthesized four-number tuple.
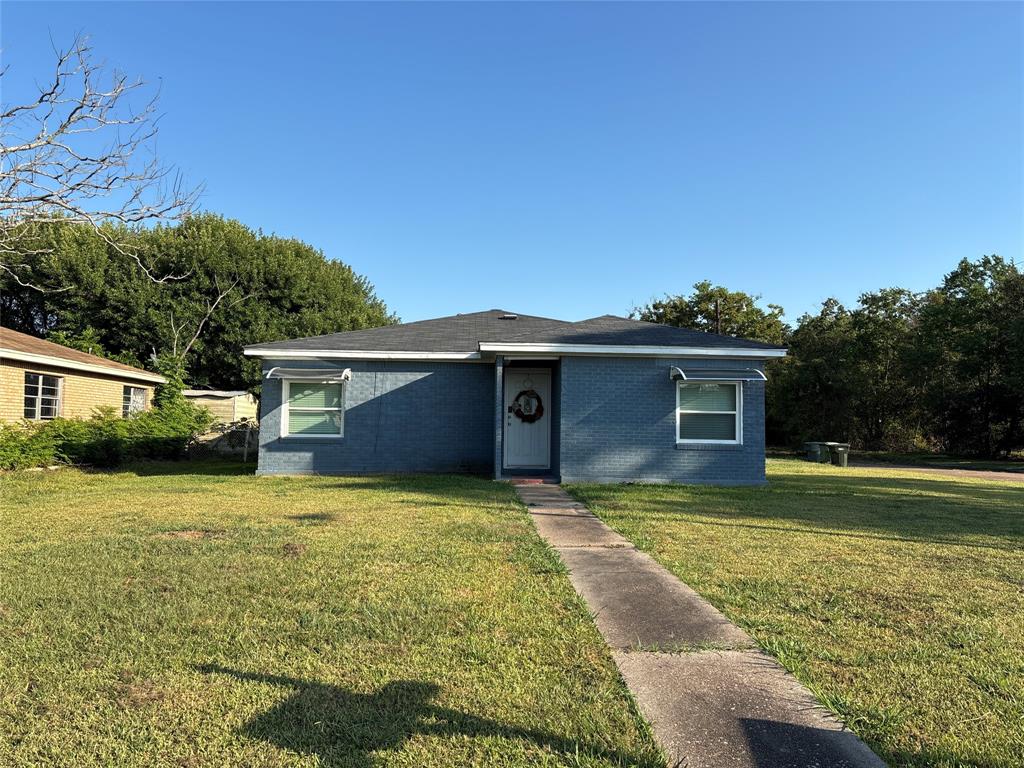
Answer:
(178, 277, 247, 360)
(0, 33, 202, 289)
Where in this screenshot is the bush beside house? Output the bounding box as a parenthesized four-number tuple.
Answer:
(0, 401, 212, 470)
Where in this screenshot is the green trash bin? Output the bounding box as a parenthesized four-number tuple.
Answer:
(829, 444, 850, 467)
(817, 442, 837, 463)
(803, 442, 823, 462)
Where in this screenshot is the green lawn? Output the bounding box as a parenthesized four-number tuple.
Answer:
(567, 459, 1024, 768)
(0, 463, 662, 768)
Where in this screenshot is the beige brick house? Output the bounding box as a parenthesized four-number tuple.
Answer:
(0, 327, 165, 423)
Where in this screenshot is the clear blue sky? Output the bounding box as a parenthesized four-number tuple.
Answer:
(3, 1, 1021, 323)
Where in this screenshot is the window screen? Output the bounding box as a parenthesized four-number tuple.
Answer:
(285, 382, 344, 436)
(677, 382, 740, 442)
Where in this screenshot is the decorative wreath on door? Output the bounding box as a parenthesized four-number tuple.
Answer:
(511, 389, 544, 423)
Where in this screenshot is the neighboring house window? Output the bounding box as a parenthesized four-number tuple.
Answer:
(122, 386, 147, 417)
(677, 382, 741, 444)
(24, 372, 62, 420)
(282, 381, 344, 437)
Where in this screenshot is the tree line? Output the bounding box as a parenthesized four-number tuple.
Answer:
(0, 216, 394, 392)
(635, 258, 1024, 458)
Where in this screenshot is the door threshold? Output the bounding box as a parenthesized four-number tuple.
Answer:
(505, 475, 561, 485)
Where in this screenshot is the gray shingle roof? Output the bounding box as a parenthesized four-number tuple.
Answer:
(248, 310, 573, 354)
(247, 310, 784, 355)
(488, 314, 784, 350)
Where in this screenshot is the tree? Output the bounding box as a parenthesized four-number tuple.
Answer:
(914, 256, 1023, 457)
(768, 299, 857, 445)
(634, 281, 790, 345)
(46, 327, 141, 367)
(770, 290, 920, 450)
(0, 215, 394, 392)
(0, 34, 199, 290)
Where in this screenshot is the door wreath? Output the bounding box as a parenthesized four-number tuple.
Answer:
(511, 389, 544, 423)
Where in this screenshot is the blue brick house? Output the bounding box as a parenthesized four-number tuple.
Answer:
(244, 310, 786, 485)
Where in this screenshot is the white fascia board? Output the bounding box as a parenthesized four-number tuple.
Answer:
(0, 349, 166, 384)
(477, 342, 787, 358)
(243, 347, 482, 361)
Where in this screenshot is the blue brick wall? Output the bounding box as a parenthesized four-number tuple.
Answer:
(257, 355, 769, 484)
(558, 356, 767, 485)
(257, 360, 494, 475)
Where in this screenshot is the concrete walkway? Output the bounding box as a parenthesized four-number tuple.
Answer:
(514, 482, 887, 768)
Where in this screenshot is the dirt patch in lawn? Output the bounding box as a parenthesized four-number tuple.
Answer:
(155, 529, 227, 541)
(113, 670, 165, 708)
(282, 542, 307, 558)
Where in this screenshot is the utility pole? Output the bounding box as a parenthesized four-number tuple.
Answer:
(715, 299, 722, 335)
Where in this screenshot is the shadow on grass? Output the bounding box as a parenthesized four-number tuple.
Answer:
(197, 665, 659, 768)
(110, 459, 256, 477)
(287, 512, 336, 524)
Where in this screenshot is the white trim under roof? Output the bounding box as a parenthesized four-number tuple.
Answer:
(479, 343, 787, 358)
(244, 345, 786, 360)
(244, 348, 482, 361)
(0, 348, 166, 384)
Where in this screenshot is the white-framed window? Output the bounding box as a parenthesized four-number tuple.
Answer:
(24, 372, 62, 420)
(281, 380, 344, 438)
(676, 381, 742, 444)
(122, 386, 147, 417)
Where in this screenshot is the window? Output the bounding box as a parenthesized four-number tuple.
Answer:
(676, 381, 741, 444)
(123, 386, 147, 417)
(24, 372, 62, 420)
(282, 381, 344, 437)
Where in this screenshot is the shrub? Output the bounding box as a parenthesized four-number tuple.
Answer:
(0, 422, 57, 470)
(0, 401, 214, 470)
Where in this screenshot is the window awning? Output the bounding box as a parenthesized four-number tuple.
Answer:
(265, 367, 351, 383)
(669, 366, 767, 382)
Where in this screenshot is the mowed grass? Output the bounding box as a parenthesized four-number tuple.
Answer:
(0, 463, 662, 768)
(566, 460, 1024, 768)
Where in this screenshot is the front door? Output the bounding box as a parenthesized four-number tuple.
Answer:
(503, 368, 551, 469)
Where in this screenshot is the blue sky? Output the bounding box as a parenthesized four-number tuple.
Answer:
(3, 2, 1021, 324)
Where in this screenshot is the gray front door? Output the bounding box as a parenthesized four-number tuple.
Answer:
(503, 368, 551, 469)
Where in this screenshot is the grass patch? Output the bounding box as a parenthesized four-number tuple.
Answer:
(0, 461, 662, 767)
(567, 459, 1024, 768)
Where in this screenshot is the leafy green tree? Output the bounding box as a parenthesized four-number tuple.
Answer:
(847, 289, 921, 449)
(634, 281, 790, 345)
(769, 299, 857, 445)
(914, 256, 1023, 457)
(0, 215, 394, 392)
(46, 327, 142, 367)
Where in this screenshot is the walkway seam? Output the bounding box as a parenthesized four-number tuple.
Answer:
(513, 482, 888, 768)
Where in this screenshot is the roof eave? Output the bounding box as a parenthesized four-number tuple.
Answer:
(0, 349, 167, 384)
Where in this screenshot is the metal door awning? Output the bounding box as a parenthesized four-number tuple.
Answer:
(265, 367, 352, 383)
(669, 367, 767, 382)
